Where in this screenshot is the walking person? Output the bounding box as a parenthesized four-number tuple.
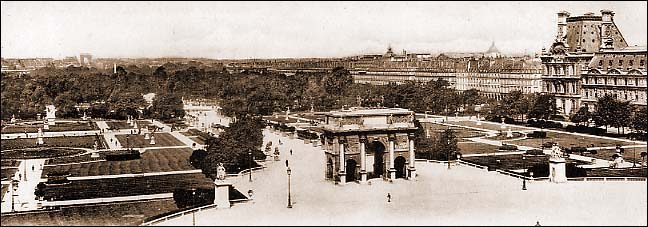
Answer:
(290, 149, 293, 155)
(387, 193, 391, 203)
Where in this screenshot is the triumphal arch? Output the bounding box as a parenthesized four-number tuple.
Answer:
(320, 108, 418, 184)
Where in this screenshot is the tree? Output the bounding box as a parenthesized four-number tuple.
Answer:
(321, 67, 353, 96)
(570, 106, 591, 126)
(528, 94, 557, 120)
(593, 94, 632, 134)
(460, 88, 482, 115)
(189, 149, 208, 169)
(431, 128, 460, 161)
(106, 90, 146, 119)
(201, 116, 264, 177)
(631, 107, 647, 134)
(149, 92, 185, 120)
(413, 120, 436, 159)
(34, 182, 46, 200)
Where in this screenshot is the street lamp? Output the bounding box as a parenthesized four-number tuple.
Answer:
(522, 156, 527, 190)
(11, 179, 18, 212)
(249, 150, 253, 182)
(23, 152, 27, 181)
(192, 189, 196, 226)
(287, 166, 292, 208)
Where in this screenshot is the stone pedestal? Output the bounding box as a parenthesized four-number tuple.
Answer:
(150, 135, 156, 145)
(506, 128, 513, 138)
(214, 180, 232, 209)
(549, 157, 567, 183)
(338, 172, 346, 184)
(91, 152, 100, 158)
(408, 167, 417, 180)
(38, 137, 44, 145)
(388, 168, 396, 180)
(360, 171, 367, 183)
(144, 133, 150, 140)
(43, 124, 49, 130)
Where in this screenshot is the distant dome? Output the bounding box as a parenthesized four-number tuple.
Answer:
(486, 41, 500, 54)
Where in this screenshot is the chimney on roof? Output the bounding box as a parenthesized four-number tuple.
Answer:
(556, 11, 570, 41)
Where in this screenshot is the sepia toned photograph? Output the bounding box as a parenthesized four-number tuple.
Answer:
(1, 1, 646, 226)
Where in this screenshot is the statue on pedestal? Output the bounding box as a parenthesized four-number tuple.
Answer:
(37, 128, 44, 145)
(216, 163, 227, 181)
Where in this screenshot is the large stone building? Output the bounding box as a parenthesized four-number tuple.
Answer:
(541, 10, 647, 115)
(320, 108, 418, 184)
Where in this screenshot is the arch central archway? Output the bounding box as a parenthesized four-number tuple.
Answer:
(369, 140, 385, 178)
(346, 159, 357, 182)
(394, 156, 407, 179)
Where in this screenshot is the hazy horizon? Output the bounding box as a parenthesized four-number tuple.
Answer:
(2, 1, 646, 59)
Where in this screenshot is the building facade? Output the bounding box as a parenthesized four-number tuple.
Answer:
(541, 10, 646, 115)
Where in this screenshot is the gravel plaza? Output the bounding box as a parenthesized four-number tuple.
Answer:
(156, 128, 648, 226)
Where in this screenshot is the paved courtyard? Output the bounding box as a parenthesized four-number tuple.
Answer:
(157, 128, 648, 226)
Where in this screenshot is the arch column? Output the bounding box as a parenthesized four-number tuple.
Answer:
(408, 133, 416, 180)
(338, 137, 346, 184)
(388, 134, 396, 180)
(359, 135, 368, 183)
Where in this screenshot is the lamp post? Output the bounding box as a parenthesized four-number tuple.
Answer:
(249, 150, 253, 182)
(522, 156, 527, 190)
(23, 152, 27, 181)
(287, 166, 292, 208)
(11, 179, 18, 212)
(192, 189, 196, 226)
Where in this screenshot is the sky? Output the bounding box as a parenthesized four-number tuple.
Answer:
(1, 1, 647, 59)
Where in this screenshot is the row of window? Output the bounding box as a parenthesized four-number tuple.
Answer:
(598, 59, 645, 67)
(583, 77, 644, 86)
(584, 89, 646, 103)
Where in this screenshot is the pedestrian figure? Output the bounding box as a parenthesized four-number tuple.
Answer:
(387, 193, 391, 203)
(110, 138, 113, 143)
(535, 221, 541, 226)
(290, 149, 293, 155)
(279, 139, 282, 145)
(32, 165, 34, 171)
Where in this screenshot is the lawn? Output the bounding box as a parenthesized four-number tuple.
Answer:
(421, 123, 485, 138)
(485, 132, 525, 141)
(180, 129, 212, 145)
(1, 168, 19, 181)
(461, 154, 589, 172)
(42, 173, 213, 201)
(582, 146, 648, 164)
(450, 120, 531, 131)
(457, 142, 501, 155)
(1, 121, 98, 133)
(1, 148, 86, 159)
(1, 159, 21, 167)
(115, 133, 185, 148)
(586, 167, 647, 177)
(507, 131, 637, 149)
(0, 199, 179, 226)
(105, 120, 154, 130)
(0, 135, 106, 150)
(45, 154, 104, 165)
(43, 148, 195, 177)
(263, 115, 299, 124)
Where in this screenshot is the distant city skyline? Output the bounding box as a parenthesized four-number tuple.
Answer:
(1, 1, 646, 59)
